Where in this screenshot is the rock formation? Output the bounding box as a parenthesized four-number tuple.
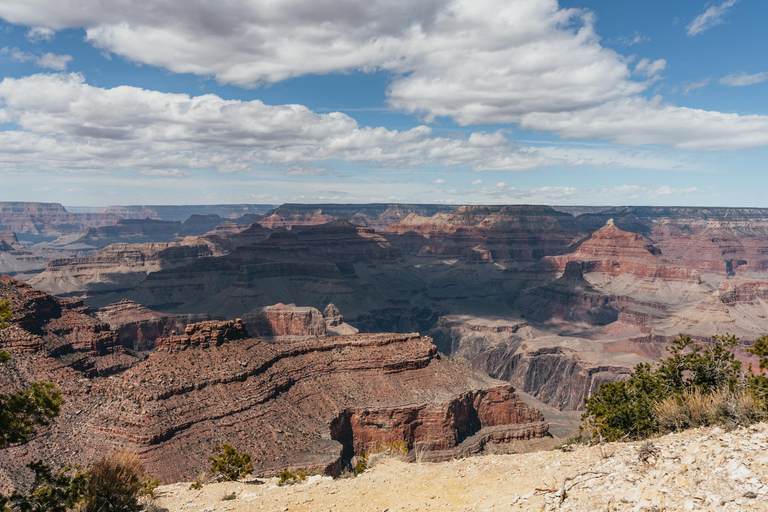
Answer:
(258, 204, 455, 231)
(244, 304, 328, 337)
(96, 299, 206, 351)
(385, 205, 582, 261)
(0, 279, 547, 490)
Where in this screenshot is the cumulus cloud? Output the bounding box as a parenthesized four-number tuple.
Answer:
(432, 178, 446, 185)
(519, 96, 768, 151)
(719, 71, 768, 87)
(1, 47, 72, 70)
(0, 73, 563, 174)
(26, 26, 55, 42)
(0, 0, 643, 124)
(634, 58, 666, 78)
(687, 0, 739, 36)
(0, 0, 766, 152)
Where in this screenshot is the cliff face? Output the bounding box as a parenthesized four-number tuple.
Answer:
(427, 316, 641, 411)
(258, 204, 456, 231)
(95, 299, 206, 351)
(385, 205, 582, 262)
(0, 202, 117, 241)
(17, 204, 768, 423)
(0, 276, 136, 374)
(0, 279, 547, 489)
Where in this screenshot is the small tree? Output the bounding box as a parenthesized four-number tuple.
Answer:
(0, 461, 88, 512)
(0, 298, 63, 447)
(583, 333, 751, 441)
(0, 300, 11, 329)
(747, 334, 768, 406)
(208, 444, 253, 482)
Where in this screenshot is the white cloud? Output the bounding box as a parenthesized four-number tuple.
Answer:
(0, 0, 644, 124)
(0, 73, 564, 174)
(682, 77, 711, 95)
(432, 178, 446, 185)
(446, 183, 702, 203)
(687, 0, 739, 36)
(1, 47, 72, 70)
(519, 96, 768, 151)
(26, 26, 54, 42)
(719, 71, 768, 87)
(634, 58, 666, 78)
(0, 0, 766, 152)
(614, 32, 649, 48)
(471, 179, 483, 185)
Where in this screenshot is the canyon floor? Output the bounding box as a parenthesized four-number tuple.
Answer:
(156, 422, 768, 512)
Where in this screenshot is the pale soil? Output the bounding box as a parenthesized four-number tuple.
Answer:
(156, 423, 768, 512)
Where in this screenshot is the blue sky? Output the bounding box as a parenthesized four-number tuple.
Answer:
(0, 0, 766, 207)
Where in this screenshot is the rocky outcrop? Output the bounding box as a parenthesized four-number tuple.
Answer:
(331, 386, 546, 462)
(0, 276, 135, 374)
(96, 300, 201, 351)
(155, 319, 249, 352)
(258, 204, 455, 231)
(545, 220, 700, 281)
(513, 261, 619, 326)
(0, 281, 548, 489)
(428, 315, 644, 411)
(29, 238, 225, 298)
(385, 205, 582, 262)
(244, 304, 327, 337)
(0, 202, 117, 241)
(0, 231, 19, 252)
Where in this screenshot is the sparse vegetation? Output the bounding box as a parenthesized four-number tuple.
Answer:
(0, 300, 10, 329)
(208, 444, 253, 482)
(582, 333, 767, 442)
(278, 469, 317, 486)
(637, 441, 659, 464)
(0, 299, 63, 448)
(82, 451, 147, 512)
(0, 461, 88, 512)
(140, 474, 162, 499)
(353, 453, 368, 475)
(221, 491, 237, 501)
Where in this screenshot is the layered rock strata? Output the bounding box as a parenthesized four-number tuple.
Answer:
(0, 280, 547, 489)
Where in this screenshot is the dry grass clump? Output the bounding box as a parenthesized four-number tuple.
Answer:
(82, 451, 145, 512)
(655, 388, 763, 432)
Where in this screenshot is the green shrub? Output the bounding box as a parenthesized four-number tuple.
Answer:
(0, 461, 88, 512)
(0, 300, 63, 448)
(353, 453, 368, 476)
(221, 492, 237, 501)
(278, 469, 316, 486)
(208, 444, 253, 482)
(0, 300, 10, 329)
(140, 474, 161, 499)
(583, 333, 763, 442)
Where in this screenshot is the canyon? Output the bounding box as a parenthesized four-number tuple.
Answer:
(3, 201, 768, 485)
(0, 277, 547, 489)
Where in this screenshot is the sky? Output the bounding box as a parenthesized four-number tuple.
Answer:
(0, 0, 766, 207)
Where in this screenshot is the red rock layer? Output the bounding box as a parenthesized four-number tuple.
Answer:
(545, 220, 700, 281)
(385, 205, 582, 261)
(0, 280, 547, 489)
(244, 303, 327, 337)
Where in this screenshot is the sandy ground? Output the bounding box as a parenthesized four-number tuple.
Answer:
(156, 423, 768, 512)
